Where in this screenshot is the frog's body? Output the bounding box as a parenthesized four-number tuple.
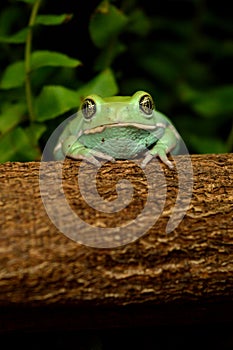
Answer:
(54, 91, 181, 168)
(79, 126, 158, 159)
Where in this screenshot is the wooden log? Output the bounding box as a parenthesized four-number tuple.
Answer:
(0, 154, 232, 331)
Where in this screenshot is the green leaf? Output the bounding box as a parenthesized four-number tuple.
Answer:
(0, 28, 28, 44)
(0, 103, 27, 134)
(189, 135, 228, 154)
(128, 9, 151, 36)
(0, 61, 25, 89)
(179, 84, 233, 119)
(0, 13, 73, 43)
(31, 50, 82, 70)
(0, 52, 81, 89)
(25, 123, 46, 146)
(35, 85, 79, 121)
(192, 85, 233, 118)
(89, 2, 128, 48)
(35, 14, 73, 26)
(76, 68, 118, 99)
(35, 69, 118, 121)
(0, 13, 72, 43)
(0, 7, 24, 36)
(0, 127, 40, 162)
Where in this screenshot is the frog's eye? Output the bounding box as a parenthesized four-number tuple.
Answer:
(139, 94, 154, 115)
(81, 98, 96, 120)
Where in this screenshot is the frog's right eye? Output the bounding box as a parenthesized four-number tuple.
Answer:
(81, 98, 96, 120)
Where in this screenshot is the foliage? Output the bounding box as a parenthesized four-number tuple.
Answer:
(0, 0, 232, 162)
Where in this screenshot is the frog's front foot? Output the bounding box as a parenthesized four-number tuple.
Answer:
(69, 148, 115, 167)
(141, 147, 174, 169)
(61, 137, 115, 166)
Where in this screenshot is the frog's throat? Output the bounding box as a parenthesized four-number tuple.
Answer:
(82, 122, 166, 135)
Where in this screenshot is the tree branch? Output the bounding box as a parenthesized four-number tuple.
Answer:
(0, 154, 232, 330)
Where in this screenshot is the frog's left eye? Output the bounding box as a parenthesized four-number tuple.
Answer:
(81, 98, 96, 120)
(139, 94, 154, 115)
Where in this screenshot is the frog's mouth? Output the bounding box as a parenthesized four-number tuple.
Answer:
(82, 122, 166, 135)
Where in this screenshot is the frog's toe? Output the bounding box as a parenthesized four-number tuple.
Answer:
(141, 152, 154, 168)
(160, 156, 173, 168)
(84, 155, 101, 167)
(156, 149, 174, 169)
(142, 149, 174, 169)
(68, 152, 101, 167)
(90, 149, 115, 163)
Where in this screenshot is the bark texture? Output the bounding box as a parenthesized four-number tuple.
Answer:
(0, 154, 232, 330)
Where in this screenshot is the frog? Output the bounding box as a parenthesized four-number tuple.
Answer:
(54, 90, 181, 168)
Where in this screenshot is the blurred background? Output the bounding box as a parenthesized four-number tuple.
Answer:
(0, 0, 232, 162)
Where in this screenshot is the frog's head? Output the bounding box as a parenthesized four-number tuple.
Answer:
(79, 91, 158, 135)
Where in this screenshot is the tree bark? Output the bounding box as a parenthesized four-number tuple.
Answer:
(0, 154, 232, 331)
